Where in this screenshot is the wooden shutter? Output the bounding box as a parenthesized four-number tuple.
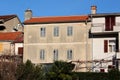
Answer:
(18, 47, 23, 55)
(105, 16, 110, 31)
(104, 40, 108, 53)
(111, 16, 115, 31)
(105, 16, 115, 31)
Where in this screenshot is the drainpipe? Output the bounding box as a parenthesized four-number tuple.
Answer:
(90, 14, 94, 72)
(85, 20, 88, 72)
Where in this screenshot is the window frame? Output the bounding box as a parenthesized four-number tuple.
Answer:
(53, 49, 58, 61)
(40, 27, 46, 37)
(67, 49, 72, 60)
(40, 49, 45, 60)
(104, 40, 116, 53)
(54, 26, 59, 37)
(67, 26, 73, 36)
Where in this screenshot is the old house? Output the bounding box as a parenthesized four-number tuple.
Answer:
(23, 9, 92, 72)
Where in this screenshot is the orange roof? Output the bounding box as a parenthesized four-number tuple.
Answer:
(0, 32, 22, 41)
(24, 15, 88, 24)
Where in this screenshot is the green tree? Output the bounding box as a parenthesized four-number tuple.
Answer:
(16, 60, 45, 80)
(46, 61, 75, 80)
(32, 65, 46, 80)
(108, 69, 120, 80)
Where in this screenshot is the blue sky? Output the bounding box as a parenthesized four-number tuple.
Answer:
(0, 0, 120, 22)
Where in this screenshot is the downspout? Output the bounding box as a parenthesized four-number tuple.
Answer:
(90, 14, 94, 72)
(85, 19, 88, 72)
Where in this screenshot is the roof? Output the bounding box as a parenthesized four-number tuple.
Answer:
(0, 32, 23, 42)
(24, 15, 89, 24)
(0, 15, 17, 22)
(89, 13, 120, 17)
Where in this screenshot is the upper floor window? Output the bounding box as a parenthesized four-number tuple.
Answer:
(54, 27, 59, 37)
(67, 49, 72, 60)
(67, 26, 73, 36)
(40, 27, 46, 37)
(53, 49, 58, 61)
(40, 49, 45, 60)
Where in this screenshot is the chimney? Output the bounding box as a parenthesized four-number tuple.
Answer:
(24, 9, 32, 21)
(91, 6, 97, 14)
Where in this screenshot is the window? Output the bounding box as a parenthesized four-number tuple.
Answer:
(105, 16, 115, 31)
(67, 26, 73, 36)
(67, 49, 72, 60)
(54, 27, 59, 37)
(40, 49, 45, 60)
(40, 27, 46, 37)
(104, 40, 116, 53)
(53, 49, 58, 61)
(109, 40, 116, 52)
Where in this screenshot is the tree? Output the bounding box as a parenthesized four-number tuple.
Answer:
(46, 61, 75, 80)
(32, 65, 46, 80)
(108, 69, 120, 80)
(16, 60, 45, 80)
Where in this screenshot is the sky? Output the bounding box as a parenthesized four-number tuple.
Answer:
(0, 0, 120, 22)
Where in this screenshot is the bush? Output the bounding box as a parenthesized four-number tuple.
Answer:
(108, 69, 120, 80)
(16, 60, 45, 80)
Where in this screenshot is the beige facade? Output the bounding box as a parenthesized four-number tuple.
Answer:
(24, 19, 92, 71)
(0, 15, 23, 32)
(3, 17, 23, 32)
(0, 42, 12, 55)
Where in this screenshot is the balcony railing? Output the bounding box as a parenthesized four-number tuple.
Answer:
(91, 23, 120, 33)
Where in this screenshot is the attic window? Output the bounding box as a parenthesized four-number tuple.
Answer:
(0, 26, 6, 30)
(0, 21, 3, 24)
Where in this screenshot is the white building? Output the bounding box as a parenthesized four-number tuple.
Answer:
(90, 6, 120, 72)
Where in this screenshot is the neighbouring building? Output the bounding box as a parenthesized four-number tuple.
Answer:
(90, 6, 120, 72)
(0, 32, 23, 56)
(23, 9, 92, 72)
(0, 14, 23, 58)
(0, 14, 23, 32)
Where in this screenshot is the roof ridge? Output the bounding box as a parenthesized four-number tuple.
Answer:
(0, 14, 17, 17)
(31, 15, 88, 18)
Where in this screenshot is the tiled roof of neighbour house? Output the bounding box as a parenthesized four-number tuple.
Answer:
(13, 32, 23, 43)
(24, 15, 89, 24)
(0, 15, 17, 22)
(0, 32, 23, 43)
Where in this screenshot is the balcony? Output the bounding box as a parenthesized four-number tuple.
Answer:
(91, 23, 120, 33)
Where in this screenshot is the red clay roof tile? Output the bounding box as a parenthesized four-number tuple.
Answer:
(0, 32, 23, 41)
(24, 15, 88, 24)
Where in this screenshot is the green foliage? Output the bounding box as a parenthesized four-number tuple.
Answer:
(16, 60, 34, 80)
(73, 72, 109, 80)
(16, 60, 45, 80)
(46, 61, 75, 80)
(15, 60, 120, 80)
(32, 65, 46, 80)
(108, 69, 120, 80)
